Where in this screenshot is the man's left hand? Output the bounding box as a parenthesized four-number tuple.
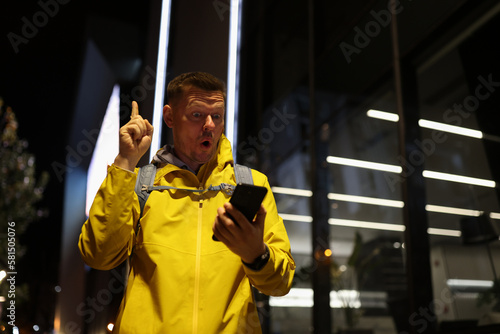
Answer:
(213, 203, 267, 264)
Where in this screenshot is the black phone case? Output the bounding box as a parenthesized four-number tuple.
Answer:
(229, 184, 268, 222)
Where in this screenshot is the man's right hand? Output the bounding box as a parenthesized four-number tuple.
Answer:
(113, 101, 154, 171)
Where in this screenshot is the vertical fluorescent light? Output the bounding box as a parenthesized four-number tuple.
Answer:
(86, 85, 120, 216)
(226, 0, 243, 162)
(149, 0, 172, 161)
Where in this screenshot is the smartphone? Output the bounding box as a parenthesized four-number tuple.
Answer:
(212, 183, 268, 241)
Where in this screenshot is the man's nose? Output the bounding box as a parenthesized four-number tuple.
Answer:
(204, 115, 215, 130)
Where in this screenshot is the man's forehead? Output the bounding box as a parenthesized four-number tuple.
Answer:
(184, 87, 225, 105)
(186, 98, 225, 108)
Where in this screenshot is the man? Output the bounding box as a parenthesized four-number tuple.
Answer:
(79, 72, 295, 333)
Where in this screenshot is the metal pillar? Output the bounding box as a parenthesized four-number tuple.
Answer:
(390, 0, 437, 333)
(309, 0, 332, 332)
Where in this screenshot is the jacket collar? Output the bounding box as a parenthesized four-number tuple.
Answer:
(151, 134, 235, 177)
(152, 144, 196, 174)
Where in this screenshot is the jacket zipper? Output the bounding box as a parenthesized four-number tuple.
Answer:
(192, 197, 204, 333)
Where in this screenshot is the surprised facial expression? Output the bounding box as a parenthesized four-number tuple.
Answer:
(163, 86, 225, 172)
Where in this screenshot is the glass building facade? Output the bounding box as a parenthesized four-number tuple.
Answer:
(235, 0, 500, 333)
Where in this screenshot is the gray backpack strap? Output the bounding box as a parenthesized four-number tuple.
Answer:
(234, 163, 253, 185)
(134, 163, 157, 219)
(142, 183, 235, 196)
(134, 163, 250, 221)
(130, 163, 157, 259)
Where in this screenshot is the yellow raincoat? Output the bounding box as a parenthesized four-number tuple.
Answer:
(79, 135, 295, 333)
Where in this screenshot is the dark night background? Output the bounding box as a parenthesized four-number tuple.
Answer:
(2, 1, 500, 333)
(1, 1, 151, 329)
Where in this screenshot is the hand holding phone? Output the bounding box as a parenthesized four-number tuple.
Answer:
(213, 184, 268, 241)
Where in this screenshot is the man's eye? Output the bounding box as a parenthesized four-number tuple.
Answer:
(192, 112, 201, 118)
(212, 114, 221, 120)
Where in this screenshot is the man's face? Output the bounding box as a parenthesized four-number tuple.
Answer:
(163, 86, 225, 172)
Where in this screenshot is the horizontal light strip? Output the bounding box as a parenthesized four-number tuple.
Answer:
(447, 279, 494, 289)
(423, 170, 496, 188)
(331, 290, 361, 308)
(327, 156, 402, 173)
(427, 227, 461, 237)
(282, 214, 463, 237)
(418, 119, 483, 138)
(327, 157, 495, 188)
(367, 109, 399, 122)
(268, 288, 363, 308)
(282, 214, 406, 232)
(328, 193, 404, 208)
(272, 186, 313, 197)
(425, 204, 481, 217)
(328, 218, 406, 232)
(491, 212, 500, 220)
(274, 188, 495, 221)
(280, 213, 313, 223)
(269, 288, 313, 308)
(367, 110, 500, 142)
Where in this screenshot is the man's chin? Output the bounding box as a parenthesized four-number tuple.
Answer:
(194, 150, 217, 165)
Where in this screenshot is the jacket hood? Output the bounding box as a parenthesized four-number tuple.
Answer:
(151, 133, 235, 177)
(198, 133, 235, 179)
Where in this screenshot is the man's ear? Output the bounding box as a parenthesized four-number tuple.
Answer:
(163, 105, 173, 128)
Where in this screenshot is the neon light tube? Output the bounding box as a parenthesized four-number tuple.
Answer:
(150, 0, 172, 161)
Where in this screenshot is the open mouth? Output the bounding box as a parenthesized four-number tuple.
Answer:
(200, 133, 214, 150)
(201, 139, 212, 149)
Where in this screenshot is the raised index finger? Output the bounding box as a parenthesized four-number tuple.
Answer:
(131, 101, 139, 118)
